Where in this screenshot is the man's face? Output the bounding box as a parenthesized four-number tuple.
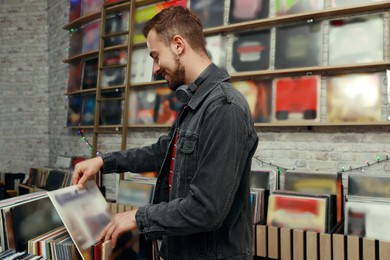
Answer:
(146, 29, 186, 90)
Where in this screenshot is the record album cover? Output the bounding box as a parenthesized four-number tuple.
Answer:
(229, 0, 269, 24)
(81, 95, 96, 126)
(328, 14, 383, 65)
(273, 75, 320, 122)
(82, 20, 100, 54)
(128, 87, 157, 125)
(190, 0, 224, 28)
(69, 28, 83, 58)
(331, 0, 384, 7)
(231, 29, 271, 72)
(67, 61, 83, 93)
(131, 47, 153, 84)
(274, 21, 322, 69)
(67, 96, 83, 127)
(81, 57, 98, 90)
(154, 87, 181, 124)
(326, 72, 381, 123)
(69, 0, 82, 22)
(99, 91, 123, 125)
(348, 173, 390, 199)
(81, 0, 102, 17)
(232, 80, 272, 123)
(205, 34, 226, 68)
(104, 12, 129, 47)
(275, 0, 324, 16)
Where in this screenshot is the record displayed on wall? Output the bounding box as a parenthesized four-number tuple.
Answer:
(101, 67, 126, 88)
(81, 94, 96, 126)
(67, 61, 82, 93)
(231, 29, 271, 72)
(205, 34, 226, 68)
(104, 12, 129, 47)
(81, 0, 102, 17)
(326, 72, 381, 123)
(82, 20, 100, 53)
(68, 27, 83, 57)
(81, 57, 99, 90)
(232, 80, 272, 123)
(328, 14, 383, 66)
(131, 47, 153, 84)
(275, 0, 324, 16)
(154, 87, 181, 124)
(99, 91, 123, 125)
(128, 87, 157, 124)
(228, 0, 269, 24)
(331, 0, 383, 7)
(67, 95, 83, 126)
(69, 0, 82, 22)
(273, 75, 320, 122)
(190, 0, 224, 28)
(274, 21, 322, 69)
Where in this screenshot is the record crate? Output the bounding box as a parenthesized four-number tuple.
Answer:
(254, 224, 390, 260)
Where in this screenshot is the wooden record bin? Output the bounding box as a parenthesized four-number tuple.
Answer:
(254, 224, 390, 260)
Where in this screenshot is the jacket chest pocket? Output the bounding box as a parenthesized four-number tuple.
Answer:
(175, 134, 198, 190)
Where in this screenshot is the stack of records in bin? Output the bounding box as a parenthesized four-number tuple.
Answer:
(345, 173, 390, 242)
(266, 170, 343, 233)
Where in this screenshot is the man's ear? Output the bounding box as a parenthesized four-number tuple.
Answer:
(172, 35, 185, 55)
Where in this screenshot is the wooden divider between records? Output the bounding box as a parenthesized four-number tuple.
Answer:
(306, 231, 318, 260)
(267, 226, 279, 259)
(320, 233, 332, 260)
(256, 225, 267, 257)
(347, 235, 360, 260)
(280, 228, 292, 260)
(362, 238, 376, 260)
(332, 233, 346, 260)
(293, 229, 305, 260)
(379, 240, 390, 259)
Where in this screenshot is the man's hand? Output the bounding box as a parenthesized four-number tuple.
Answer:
(97, 209, 138, 248)
(72, 157, 104, 188)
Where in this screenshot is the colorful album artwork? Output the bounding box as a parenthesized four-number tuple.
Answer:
(230, 29, 271, 72)
(190, 0, 224, 28)
(131, 47, 153, 84)
(69, 0, 82, 22)
(103, 50, 127, 66)
(273, 75, 320, 122)
(81, 94, 96, 125)
(100, 91, 123, 125)
(128, 87, 157, 125)
(228, 0, 269, 24)
(101, 67, 125, 88)
(67, 61, 82, 93)
(275, 0, 324, 16)
(82, 20, 100, 53)
(205, 34, 226, 68)
(67, 96, 83, 126)
(69, 27, 83, 57)
(331, 0, 384, 7)
(81, 0, 102, 17)
(274, 22, 322, 69)
(326, 73, 381, 123)
(154, 87, 182, 124)
(104, 12, 129, 47)
(328, 14, 383, 66)
(82, 57, 99, 90)
(232, 80, 272, 123)
(133, 0, 187, 44)
(267, 193, 328, 233)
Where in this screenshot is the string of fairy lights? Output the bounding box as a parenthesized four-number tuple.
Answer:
(77, 128, 390, 173)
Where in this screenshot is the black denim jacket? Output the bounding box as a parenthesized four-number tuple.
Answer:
(101, 65, 258, 259)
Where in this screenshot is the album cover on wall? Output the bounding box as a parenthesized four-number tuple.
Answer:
(81, 57, 98, 90)
(328, 14, 383, 66)
(154, 87, 181, 124)
(103, 50, 127, 66)
(67, 61, 82, 93)
(275, 0, 324, 16)
(232, 80, 272, 123)
(131, 47, 153, 84)
(274, 21, 322, 69)
(273, 75, 320, 122)
(81, 20, 100, 54)
(68, 27, 83, 57)
(331, 0, 383, 7)
(133, 0, 187, 44)
(230, 29, 271, 72)
(69, 0, 82, 22)
(205, 34, 226, 68)
(190, 0, 224, 28)
(128, 87, 157, 125)
(99, 91, 123, 125)
(81, 95, 96, 126)
(104, 12, 129, 47)
(229, 0, 269, 24)
(326, 72, 381, 123)
(81, 0, 102, 17)
(348, 173, 390, 199)
(67, 95, 83, 127)
(101, 67, 126, 88)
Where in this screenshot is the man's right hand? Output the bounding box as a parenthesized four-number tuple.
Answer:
(72, 156, 104, 188)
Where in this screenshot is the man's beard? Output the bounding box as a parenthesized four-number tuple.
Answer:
(168, 50, 186, 91)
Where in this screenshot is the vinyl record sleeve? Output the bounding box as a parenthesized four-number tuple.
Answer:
(229, 0, 269, 24)
(326, 72, 381, 123)
(47, 181, 112, 260)
(104, 12, 129, 47)
(274, 21, 322, 69)
(81, 95, 96, 126)
(205, 34, 226, 68)
(131, 47, 153, 84)
(81, 0, 102, 17)
(67, 61, 82, 93)
(128, 87, 158, 125)
(81, 57, 98, 90)
(190, 0, 224, 28)
(348, 173, 390, 199)
(67, 95, 83, 127)
(81, 20, 100, 54)
(275, 0, 324, 16)
(69, 0, 82, 22)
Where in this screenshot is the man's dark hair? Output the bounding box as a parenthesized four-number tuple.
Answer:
(143, 6, 207, 54)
